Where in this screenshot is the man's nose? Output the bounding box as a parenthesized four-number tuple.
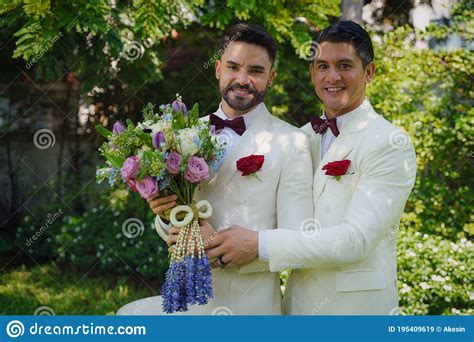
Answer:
(235, 71, 249, 86)
(327, 67, 342, 83)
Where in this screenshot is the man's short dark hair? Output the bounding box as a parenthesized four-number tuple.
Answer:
(315, 21, 374, 68)
(220, 23, 277, 66)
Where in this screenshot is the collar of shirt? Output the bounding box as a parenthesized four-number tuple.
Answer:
(321, 98, 370, 132)
(213, 101, 262, 129)
(319, 98, 370, 160)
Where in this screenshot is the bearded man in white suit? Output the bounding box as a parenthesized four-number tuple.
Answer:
(117, 24, 314, 315)
(205, 21, 417, 315)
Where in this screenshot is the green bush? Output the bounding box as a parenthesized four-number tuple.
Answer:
(397, 223, 473, 315)
(15, 188, 169, 282)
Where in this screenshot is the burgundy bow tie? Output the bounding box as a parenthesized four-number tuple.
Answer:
(210, 113, 246, 136)
(310, 116, 340, 137)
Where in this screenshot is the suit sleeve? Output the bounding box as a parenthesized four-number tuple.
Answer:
(265, 133, 417, 272)
(239, 131, 315, 274)
(275, 132, 315, 233)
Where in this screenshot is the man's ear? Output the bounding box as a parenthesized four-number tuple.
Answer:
(215, 59, 221, 80)
(365, 62, 376, 83)
(310, 62, 316, 83)
(268, 68, 276, 87)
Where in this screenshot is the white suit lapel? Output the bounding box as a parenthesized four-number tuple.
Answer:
(313, 102, 379, 201)
(204, 104, 272, 199)
(301, 122, 321, 172)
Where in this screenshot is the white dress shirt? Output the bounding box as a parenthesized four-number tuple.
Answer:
(213, 102, 262, 154)
(319, 107, 359, 160)
(259, 100, 366, 260)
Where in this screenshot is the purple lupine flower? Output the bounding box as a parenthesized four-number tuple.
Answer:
(162, 260, 188, 313)
(209, 125, 216, 135)
(152, 132, 166, 150)
(112, 121, 126, 135)
(185, 255, 197, 305)
(172, 100, 187, 114)
(195, 256, 213, 305)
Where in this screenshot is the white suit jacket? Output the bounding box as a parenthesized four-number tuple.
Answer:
(265, 100, 417, 315)
(155, 103, 314, 315)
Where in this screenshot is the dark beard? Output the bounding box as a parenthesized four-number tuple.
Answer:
(221, 82, 268, 112)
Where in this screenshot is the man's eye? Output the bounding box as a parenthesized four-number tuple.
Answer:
(340, 63, 351, 69)
(317, 64, 328, 70)
(250, 70, 263, 74)
(228, 66, 238, 70)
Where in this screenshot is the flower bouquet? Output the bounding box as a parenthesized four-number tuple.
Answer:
(95, 95, 226, 313)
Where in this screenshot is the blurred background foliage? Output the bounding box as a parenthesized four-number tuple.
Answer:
(0, 0, 472, 315)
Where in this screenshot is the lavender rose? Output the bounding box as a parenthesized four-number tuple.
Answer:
(113, 121, 126, 135)
(166, 151, 182, 175)
(184, 156, 209, 183)
(135, 176, 159, 200)
(121, 156, 140, 180)
(152, 132, 166, 150)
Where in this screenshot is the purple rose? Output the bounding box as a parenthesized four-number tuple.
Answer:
(184, 156, 209, 183)
(113, 121, 126, 135)
(121, 156, 140, 180)
(172, 100, 187, 114)
(152, 132, 166, 150)
(166, 151, 182, 175)
(135, 176, 159, 200)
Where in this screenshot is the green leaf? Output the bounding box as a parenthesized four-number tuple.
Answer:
(103, 150, 124, 169)
(95, 124, 112, 138)
(126, 119, 135, 129)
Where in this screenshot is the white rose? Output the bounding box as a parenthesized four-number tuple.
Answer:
(177, 128, 200, 156)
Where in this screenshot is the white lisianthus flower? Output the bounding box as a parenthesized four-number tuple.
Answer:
(149, 121, 170, 133)
(177, 128, 200, 156)
(137, 120, 153, 130)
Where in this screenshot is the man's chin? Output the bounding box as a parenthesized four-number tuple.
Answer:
(225, 97, 257, 112)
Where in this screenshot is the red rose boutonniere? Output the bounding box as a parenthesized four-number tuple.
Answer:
(236, 155, 264, 181)
(322, 159, 351, 181)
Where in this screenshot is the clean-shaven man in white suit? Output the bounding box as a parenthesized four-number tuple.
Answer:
(205, 21, 417, 315)
(118, 24, 313, 315)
